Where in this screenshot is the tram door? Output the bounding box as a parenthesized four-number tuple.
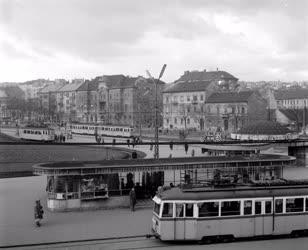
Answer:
(254, 200, 273, 236)
(174, 203, 185, 240)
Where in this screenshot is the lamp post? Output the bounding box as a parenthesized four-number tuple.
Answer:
(146, 64, 167, 159)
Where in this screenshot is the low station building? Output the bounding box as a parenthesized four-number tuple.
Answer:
(33, 154, 295, 211)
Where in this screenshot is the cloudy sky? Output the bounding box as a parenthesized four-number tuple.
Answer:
(0, 0, 307, 83)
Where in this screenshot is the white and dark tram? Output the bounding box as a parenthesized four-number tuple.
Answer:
(19, 127, 55, 142)
(69, 123, 133, 138)
(152, 183, 308, 242)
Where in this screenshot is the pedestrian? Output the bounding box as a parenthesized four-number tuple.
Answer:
(63, 135, 66, 143)
(34, 200, 44, 227)
(169, 153, 172, 158)
(184, 143, 189, 154)
(191, 149, 195, 157)
(169, 141, 174, 150)
(150, 142, 153, 151)
(127, 139, 130, 147)
(129, 187, 137, 212)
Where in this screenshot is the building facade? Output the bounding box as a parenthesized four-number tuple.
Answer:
(205, 91, 268, 135)
(162, 69, 239, 131)
(274, 88, 308, 109)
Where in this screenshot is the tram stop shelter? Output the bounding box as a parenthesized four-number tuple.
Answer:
(33, 154, 295, 211)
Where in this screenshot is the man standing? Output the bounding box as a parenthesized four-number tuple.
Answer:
(34, 200, 44, 227)
(129, 187, 137, 212)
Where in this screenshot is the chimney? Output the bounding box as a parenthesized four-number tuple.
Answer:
(216, 67, 219, 71)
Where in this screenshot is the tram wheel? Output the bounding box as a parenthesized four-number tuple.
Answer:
(200, 236, 215, 244)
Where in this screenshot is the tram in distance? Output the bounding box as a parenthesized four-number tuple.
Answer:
(152, 181, 308, 243)
(19, 127, 55, 142)
(69, 123, 134, 138)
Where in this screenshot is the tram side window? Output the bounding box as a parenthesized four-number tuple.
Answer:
(275, 199, 283, 213)
(221, 201, 241, 216)
(255, 201, 262, 215)
(306, 198, 308, 212)
(175, 203, 184, 217)
(244, 200, 252, 215)
(154, 203, 161, 215)
(162, 203, 173, 217)
(265, 201, 272, 214)
(199, 202, 219, 217)
(286, 198, 304, 213)
(185, 203, 194, 217)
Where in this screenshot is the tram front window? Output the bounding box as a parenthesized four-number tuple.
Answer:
(154, 203, 161, 216)
(221, 201, 240, 216)
(162, 203, 173, 217)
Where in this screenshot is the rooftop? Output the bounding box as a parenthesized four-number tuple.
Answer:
(274, 88, 308, 100)
(206, 91, 254, 103)
(176, 70, 238, 83)
(163, 80, 212, 93)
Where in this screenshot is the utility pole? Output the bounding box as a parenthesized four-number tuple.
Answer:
(146, 64, 167, 159)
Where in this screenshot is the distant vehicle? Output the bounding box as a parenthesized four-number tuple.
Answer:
(152, 182, 308, 243)
(69, 123, 133, 138)
(19, 127, 55, 142)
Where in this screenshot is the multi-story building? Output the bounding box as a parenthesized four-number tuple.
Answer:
(55, 80, 84, 122)
(162, 69, 239, 130)
(204, 91, 267, 134)
(0, 89, 9, 123)
(38, 82, 65, 121)
(274, 88, 308, 109)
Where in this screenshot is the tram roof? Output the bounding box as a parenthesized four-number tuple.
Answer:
(157, 185, 308, 201)
(33, 154, 295, 176)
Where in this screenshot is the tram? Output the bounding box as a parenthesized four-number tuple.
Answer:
(69, 123, 133, 138)
(19, 127, 55, 142)
(152, 181, 308, 242)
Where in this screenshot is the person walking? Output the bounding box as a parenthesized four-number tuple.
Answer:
(129, 187, 137, 212)
(34, 200, 44, 227)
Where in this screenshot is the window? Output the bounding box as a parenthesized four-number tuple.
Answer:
(162, 203, 173, 217)
(286, 198, 304, 213)
(200, 95, 204, 101)
(180, 96, 184, 102)
(181, 118, 183, 125)
(187, 96, 190, 101)
(187, 107, 190, 113)
(187, 118, 190, 125)
(193, 95, 197, 101)
(175, 203, 184, 217)
(154, 203, 161, 215)
(194, 106, 197, 112)
(198, 202, 219, 217)
(255, 201, 262, 215)
(244, 200, 252, 215)
(174, 118, 177, 124)
(275, 199, 283, 213)
(265, 201, 272, 214)
(217, 106, 220, 114)
(185, 203, 194, 217)
(221, 201, 241, 216)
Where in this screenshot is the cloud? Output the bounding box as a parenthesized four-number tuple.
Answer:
(0, 0, 307, 82)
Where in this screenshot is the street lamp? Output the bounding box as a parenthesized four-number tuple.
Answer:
(146, 64, 167, 159)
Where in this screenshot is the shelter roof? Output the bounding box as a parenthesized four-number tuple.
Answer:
(206, 91, 254, 103)
(33, 154, 294, 176)
(279, 109, 308, 124)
